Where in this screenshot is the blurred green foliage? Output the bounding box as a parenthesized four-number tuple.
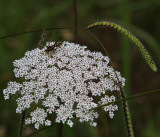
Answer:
(0, 0, 160, 137)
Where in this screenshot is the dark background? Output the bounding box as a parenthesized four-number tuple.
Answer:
(0, 0, 160, 137)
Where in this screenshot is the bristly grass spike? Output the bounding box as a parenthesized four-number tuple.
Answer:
(87, 21, 157, 72)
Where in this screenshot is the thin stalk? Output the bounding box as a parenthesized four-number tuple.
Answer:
(19, 110, 27, 137)
(119, 86, 134, 137)
(38, 29, 46, 49)
(121, 0, 132, 96)
(73, 0, 78, 41)
(56, 123, 63, 137)
(121, 2, 132, 135)
(0, 27, 74, 39)
(118, 82, 134, 137)
(91, 88, 160, 110)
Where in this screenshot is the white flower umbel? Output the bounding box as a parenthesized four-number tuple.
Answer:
(25, 107, 51, 129)
(3, 41, 125, 129)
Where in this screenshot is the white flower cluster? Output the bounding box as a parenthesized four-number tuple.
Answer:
(98, 95, 118, 119)
(3, 41, 125, 129)
(25, 107, 51, 129)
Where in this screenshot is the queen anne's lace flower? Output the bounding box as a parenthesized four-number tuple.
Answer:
(25, 107, 51, 129)
(3, 41, 125, 129)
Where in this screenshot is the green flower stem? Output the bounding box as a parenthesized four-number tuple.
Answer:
(73, 0, 78, 41)
(56, 123, 63, 137)
(87, 21, 157, 72)
(19, 110, 27, 137)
